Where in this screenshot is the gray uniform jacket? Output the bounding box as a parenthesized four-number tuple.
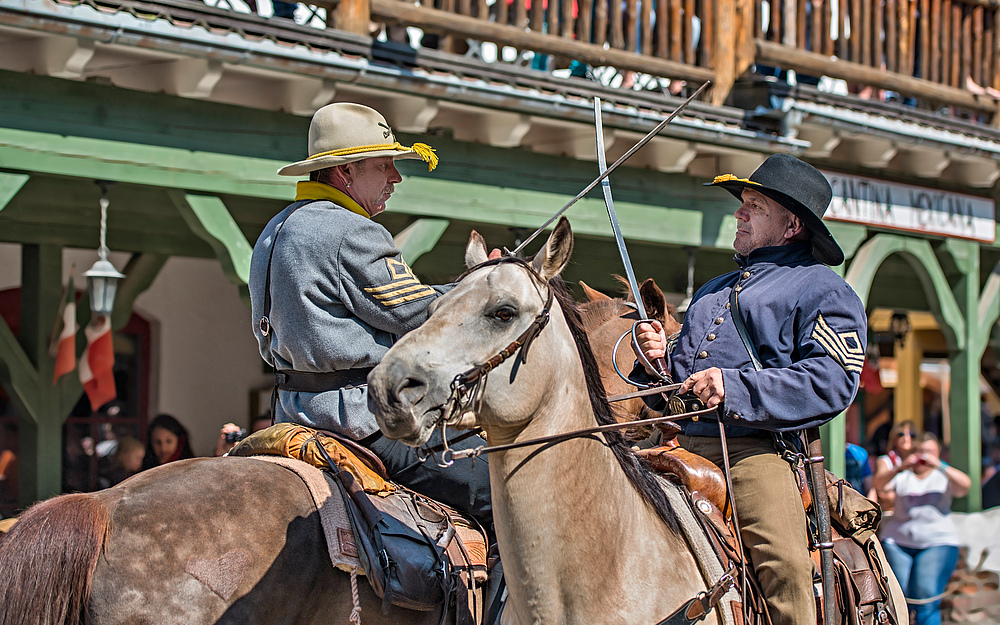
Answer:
(249, 199, 448, 439)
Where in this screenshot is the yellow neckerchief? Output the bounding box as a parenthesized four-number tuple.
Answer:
(294, 181, 370, 219)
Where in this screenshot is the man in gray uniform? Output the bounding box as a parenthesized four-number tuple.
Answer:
(249, 102, 492, 531)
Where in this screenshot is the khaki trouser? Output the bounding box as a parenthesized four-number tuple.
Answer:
(679, 434, 816, 625)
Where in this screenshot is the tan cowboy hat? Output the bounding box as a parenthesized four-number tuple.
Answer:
(278, 102, 438, 176)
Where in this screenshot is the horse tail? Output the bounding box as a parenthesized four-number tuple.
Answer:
(0, 493, 112, 625)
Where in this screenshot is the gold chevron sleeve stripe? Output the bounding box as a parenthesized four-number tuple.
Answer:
(368, 283, 435, 301)
(365, 277, 420, 294)
(380, 288, 437, 306)
(812, 315, 863, 373)
(816, 315, 863, 359)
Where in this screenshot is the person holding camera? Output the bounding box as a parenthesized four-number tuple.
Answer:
(874, 431, 970, 625)
(632, 154, 867, 625)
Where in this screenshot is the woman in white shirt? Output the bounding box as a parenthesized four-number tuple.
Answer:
(874, 431, 972, 625)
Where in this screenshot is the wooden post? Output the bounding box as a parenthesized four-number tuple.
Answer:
(894, 327, 922, 432)
(331, 0, 372, 36)
(712, 0, 754, 105)
(18, 244, 65, 506)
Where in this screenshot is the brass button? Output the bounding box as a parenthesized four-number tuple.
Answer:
(725, 302, 731, 309)
(707, 333, 716, 341)
(698, 350, 708, 359)
(715, 317, 724, 324)
(734, 286, 742, 293)
(742, 271, 751, 279)
(732, 414, 741, 420)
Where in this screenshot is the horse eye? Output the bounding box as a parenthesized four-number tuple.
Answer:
(492, 306, 516, 322)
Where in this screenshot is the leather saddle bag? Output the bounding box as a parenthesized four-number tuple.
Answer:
(321, 443, 480, 621)
(819, 472, 900, 625)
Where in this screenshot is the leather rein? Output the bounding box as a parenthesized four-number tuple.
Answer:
(419, 257, 735, 624)
(440, 256, 554, 425)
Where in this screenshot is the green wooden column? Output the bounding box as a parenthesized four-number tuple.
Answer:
(819, 223, 868, 478)
(945, 239, 983, 511)
(17, 244, 65, 505)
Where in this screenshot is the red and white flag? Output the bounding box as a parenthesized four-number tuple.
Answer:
(51, 282, 77, 383)
(79, 315, 117, 411)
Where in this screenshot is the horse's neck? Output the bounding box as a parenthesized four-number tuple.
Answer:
(487, 367, 698, 624)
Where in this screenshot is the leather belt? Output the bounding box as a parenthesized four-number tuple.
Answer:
(275, 368, 373, 393)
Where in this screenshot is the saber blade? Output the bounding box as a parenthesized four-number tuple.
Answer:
(510, 80, 710, 256)
(594, 96, 647, 321)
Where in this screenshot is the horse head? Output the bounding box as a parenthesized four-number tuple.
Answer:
(578, 276, 681, 433)
(368, 217, 579, 446)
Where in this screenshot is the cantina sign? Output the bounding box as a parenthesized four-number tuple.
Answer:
(822, 171, 996, 243)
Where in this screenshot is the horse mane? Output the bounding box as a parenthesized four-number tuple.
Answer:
(550, 277, 680, 534)
(577, 297, 634, 331)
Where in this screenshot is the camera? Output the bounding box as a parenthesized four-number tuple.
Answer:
(225, 428, 248, 444)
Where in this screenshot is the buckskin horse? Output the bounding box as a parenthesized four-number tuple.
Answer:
(0, 455, 448, 625)
(368, 218, 715, 625)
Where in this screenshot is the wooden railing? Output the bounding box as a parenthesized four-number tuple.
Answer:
(320, 0, 1000, 118)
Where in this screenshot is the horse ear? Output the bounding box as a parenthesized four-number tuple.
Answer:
(579, 281, 610, 302)
(639, 278, 667, 321)
(465, 230, 489, 268)
(531, 217, 573, 281)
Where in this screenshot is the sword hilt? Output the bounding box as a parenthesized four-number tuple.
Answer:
(652, 357, 670, 380)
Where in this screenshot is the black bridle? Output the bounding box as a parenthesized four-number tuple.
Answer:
(440, 257, 554, 427)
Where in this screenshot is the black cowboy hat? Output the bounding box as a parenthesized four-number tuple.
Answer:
(705, 153, 844, 266)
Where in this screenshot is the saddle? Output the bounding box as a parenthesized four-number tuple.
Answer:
(230, 424, 488, 623)
(637, 436, 902, 625)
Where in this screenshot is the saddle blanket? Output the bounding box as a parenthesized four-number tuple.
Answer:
(249, 455, 363, 574)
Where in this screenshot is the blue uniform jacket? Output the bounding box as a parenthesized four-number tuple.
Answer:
(642, 242, 867, 436)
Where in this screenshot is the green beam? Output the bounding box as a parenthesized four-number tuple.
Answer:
(394, 219, 450, 265)
(0, 173, 28, 211)
(0, 128, 739, 252)
(395, 177, 730, 249)
(0, 314, 41, 424)
(170, 193, 253, 285)
(0, 127, 294, 201)
(845, 234, 966, 350)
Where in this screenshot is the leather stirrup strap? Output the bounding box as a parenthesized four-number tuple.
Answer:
(655, 566, 738, 625)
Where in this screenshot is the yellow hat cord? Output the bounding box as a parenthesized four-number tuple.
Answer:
(307, 141, 439, 172)
(712, 173, 760, 185)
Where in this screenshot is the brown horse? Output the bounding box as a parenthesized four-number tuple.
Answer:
(0, 456, 445, 625)
(368, 219, 713, 624)
(577, 277, 682, 437)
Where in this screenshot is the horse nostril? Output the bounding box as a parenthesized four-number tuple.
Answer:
(395, 376, 427, 406)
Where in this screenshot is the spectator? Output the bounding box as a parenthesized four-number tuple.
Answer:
(873, 420, 918, 514)
(214, 415, 272, 457)
(101, 436, 145, 487)
(845, 442, 874, 498)
(875, 432, 971, 625)
(141, 414, 195, 471)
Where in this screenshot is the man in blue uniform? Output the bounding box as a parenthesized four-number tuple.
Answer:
(249, 102, 492, 530)
(633, 154, 867, 625)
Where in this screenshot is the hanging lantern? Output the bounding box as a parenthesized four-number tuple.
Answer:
(890, 311, 911, 348)
(84, 181, 126, 316)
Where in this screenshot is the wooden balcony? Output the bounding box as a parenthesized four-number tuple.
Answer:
(316, 0, 1000, 121)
